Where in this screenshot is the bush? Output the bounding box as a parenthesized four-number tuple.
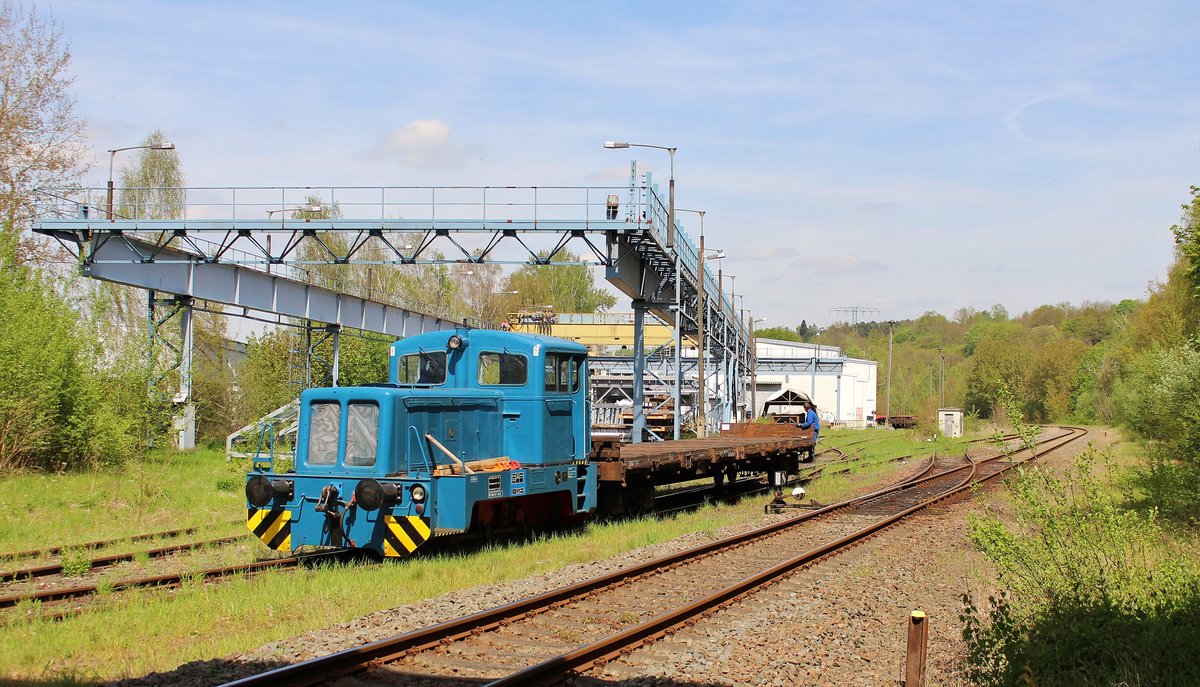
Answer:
(0, 235, 154, 471)
(1116, 343, 1200, 516)
(962, 450, 1200, 686)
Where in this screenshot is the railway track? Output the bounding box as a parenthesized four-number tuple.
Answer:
(222, 426, 1087, 687)
(0, 556, 303, 621)
(0, 476, 770, 621)
(0, 522, 239, 563)
(0, 533, 249, 583)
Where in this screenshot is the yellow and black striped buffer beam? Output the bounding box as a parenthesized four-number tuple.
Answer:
(382, 515, 432, 557)
(247, 508, 292, 551)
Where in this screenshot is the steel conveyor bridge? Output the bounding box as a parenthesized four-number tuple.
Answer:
(34, 168, 752, 444)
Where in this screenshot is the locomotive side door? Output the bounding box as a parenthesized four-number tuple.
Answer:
(542, 352, 579, 460)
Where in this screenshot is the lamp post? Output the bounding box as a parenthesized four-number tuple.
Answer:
(107, 142, 175, 220)
(677, 208, 718, 437)
(750, 316, 766, 419)
(696, 244, 726, 434)
(603, 141, 676, 247)
(885, 321, 895, 428)
(711, 252, 728, 425)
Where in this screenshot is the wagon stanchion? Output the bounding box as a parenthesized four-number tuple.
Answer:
(903, 610, 928, 687)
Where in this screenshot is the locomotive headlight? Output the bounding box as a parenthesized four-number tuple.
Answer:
(354, 479, 400, 511)
(246, 476, 292, 507)
(410, 484, 427, 503)
(447, 334, 463, 350)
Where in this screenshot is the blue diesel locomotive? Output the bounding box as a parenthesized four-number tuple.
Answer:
(245, 328, 595, 558)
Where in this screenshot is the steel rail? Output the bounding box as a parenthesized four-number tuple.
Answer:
(0, 557, 299, 610)
(0, 523, 233, 562)
(488, 461, 984, 687)
(0, 534, 248, 583)
(488, 426, 1087, 685)
(484, 427, 1089, 682)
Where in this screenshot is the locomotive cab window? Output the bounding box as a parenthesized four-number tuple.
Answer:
(398, 351, 447, 385)
(544, 353, 581, 393)
(307, 401, 340, 465)
(479, 351, 527, 386)
(345, 402, 378, 467)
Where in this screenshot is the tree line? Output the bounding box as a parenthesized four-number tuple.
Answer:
(758, 186, 1200, 515)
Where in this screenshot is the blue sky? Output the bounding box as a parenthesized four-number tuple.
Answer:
(54, 0, 1200, 327)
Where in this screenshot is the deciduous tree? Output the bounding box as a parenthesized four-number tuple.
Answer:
(115, 129, 183, 220)
(0, 1, 87, 247)
(502, 250, 616, 313)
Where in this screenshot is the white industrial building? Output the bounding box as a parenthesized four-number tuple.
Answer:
(753, 338, 878, 429)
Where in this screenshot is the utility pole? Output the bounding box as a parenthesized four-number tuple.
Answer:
(885, 321, 894, 428)
(696, 230, 706, 437)
(939, 349, 945, 408)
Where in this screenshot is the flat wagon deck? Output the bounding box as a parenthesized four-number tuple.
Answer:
(591, 423, 814, 486)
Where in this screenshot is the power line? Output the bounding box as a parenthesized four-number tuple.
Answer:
(829, 306, 880, 325)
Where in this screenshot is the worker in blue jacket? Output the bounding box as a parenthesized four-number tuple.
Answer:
(798, 400, 820, 460)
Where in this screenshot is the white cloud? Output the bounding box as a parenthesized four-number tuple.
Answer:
(365, 119, 473, 168)
(1002, 85, 1096, 143)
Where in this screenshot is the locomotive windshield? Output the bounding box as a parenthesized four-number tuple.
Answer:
(345, 402, 378, 466)
(307, 401, 340, 465)
(398, 351, 447, 385)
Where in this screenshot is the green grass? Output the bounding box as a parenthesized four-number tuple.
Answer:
(0, 448, 247, 555)
(0, 502, 763, 683)
(0, 429, 955, 683)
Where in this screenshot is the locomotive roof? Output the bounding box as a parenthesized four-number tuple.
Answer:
(390, 328, 587, 356)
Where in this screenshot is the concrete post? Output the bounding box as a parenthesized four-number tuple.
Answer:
(176, 297, 195, 450)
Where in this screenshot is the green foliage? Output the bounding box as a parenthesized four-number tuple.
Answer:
(963, 331, 1029, 419)
(0, 1, 88, 233)
(988, 385, 1039, 455)
(232, 324, 391, 433)
(502, 249, 616, 313)
(234, 328, 295, 426)
(0, 236, 148, 470)
(115, 129, 184, 220)
(962, 450, 1200, 686)
(1069, 341, 1118, 423)
(1023, 336, 1084, 422)
(755, 325, 801, 341)
(1115, 343, 1200, 516)
(59, 548, 92, 577)
(1171, 185, 1200, 303)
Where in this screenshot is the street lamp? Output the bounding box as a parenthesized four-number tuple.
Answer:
(677, 208, 710, 436)
(107, 142, 175, 220)
(750, 316, 766, 420)
(266, 204, 323, 220)
(603, 140, 676, 247)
